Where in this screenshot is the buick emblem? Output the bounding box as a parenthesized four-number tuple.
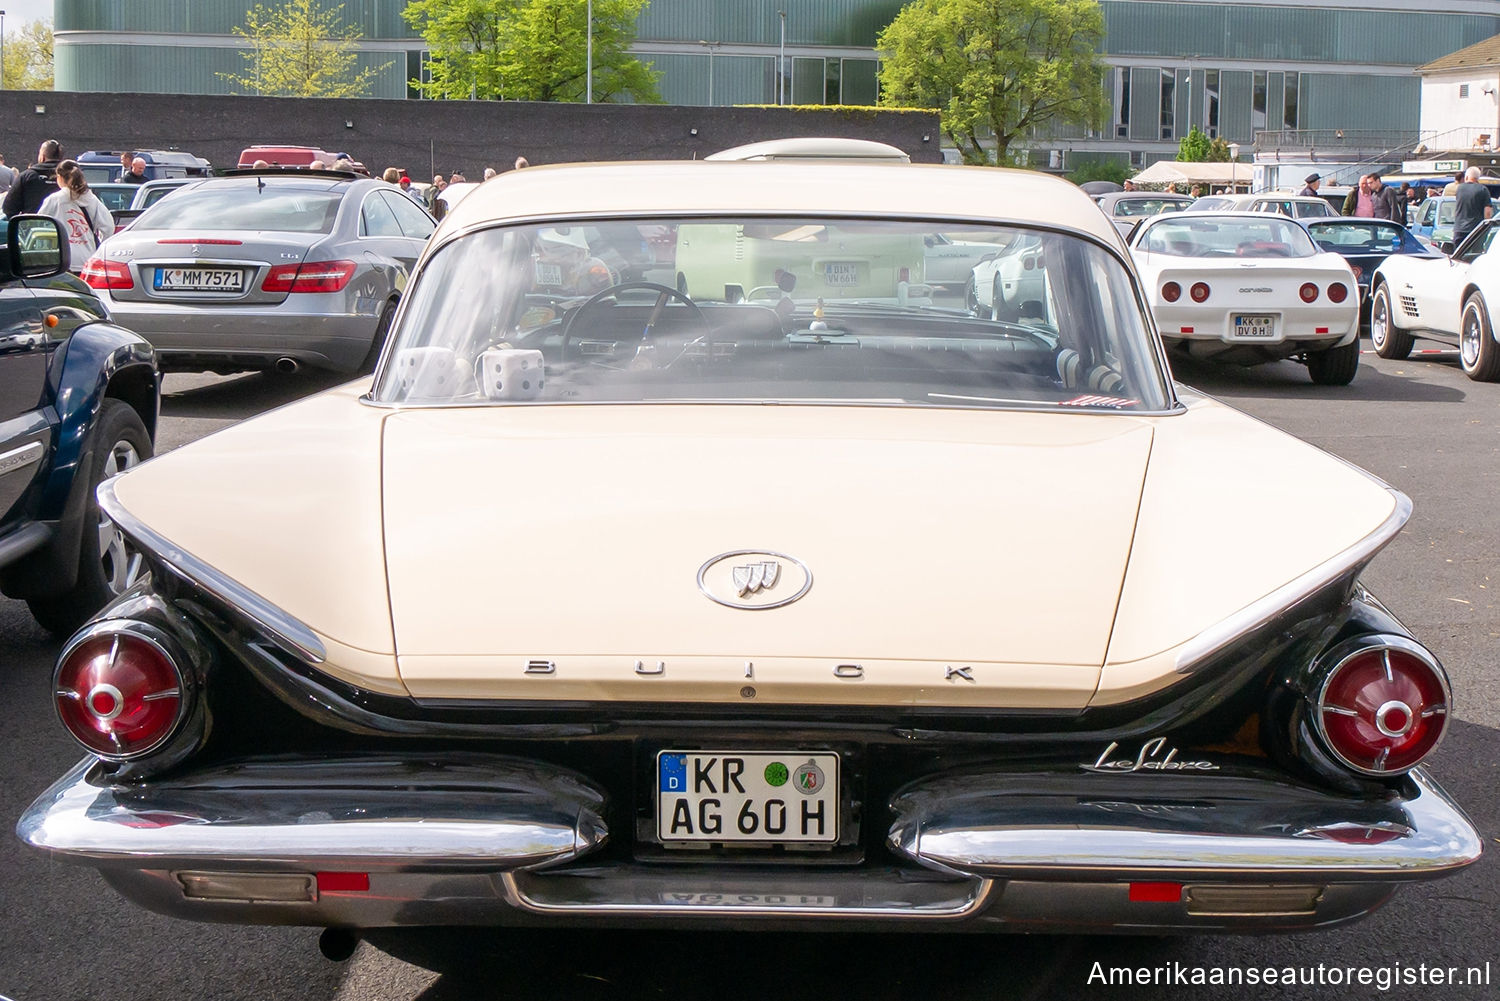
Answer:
(698, 550, 812, 610)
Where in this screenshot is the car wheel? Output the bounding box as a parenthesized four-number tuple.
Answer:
(1460, 292, 1500, 381)
(990, 276, 1015, 321)
(1305, 338, 1360, 386)
(359, 299, 398, 374)
(26, 400, 153, 635)
(1369, 285, 1413, 360)
(963, 275, 979, 315)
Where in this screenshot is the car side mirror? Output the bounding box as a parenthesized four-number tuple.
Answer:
(7, 215, 67, 279)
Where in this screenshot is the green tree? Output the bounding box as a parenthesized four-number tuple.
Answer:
(403, 0, 659, 103)
(218, 0, 389, 98)
(876, 0, 1107, 166)
(1068, 158, 1130, 186)
(2, 20, 53, 90)
(1177, 126, 1230, 162)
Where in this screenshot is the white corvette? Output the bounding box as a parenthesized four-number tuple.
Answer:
(1129, 212, 1360, 385)
(1369, 221, 1500, 380)
(965, 234, 1047, 320)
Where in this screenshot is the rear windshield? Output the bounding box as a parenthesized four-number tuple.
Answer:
(1306, 221, 1427, 255)
(132, 182, 343, 233)
(373, 216, 1173, 412)
(1136, 216, 1319, 258)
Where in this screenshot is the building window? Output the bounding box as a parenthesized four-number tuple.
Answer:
(1284, 71, 1298, 130)
(1116, 73, 1130, 138)
(1204, 69, 1220, 138)
(1461, 84, 1470, 98)
(1252, 70, 1267, 133)
(1160, 68, 1175, 140)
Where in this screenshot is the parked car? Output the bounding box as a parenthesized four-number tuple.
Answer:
(131, 178, 196, 210)
(1190, 192, 1337, 220)
(76, 150, 212, 185)
(0, 215, 158, 633)
(1407, 195, 1457, 249)
(18, 164, 1478, 946)
(1369, 218, 1500, 377)
(236, 145, 345, 169)
(89, 183, 140, 215)
(923, 232, 1001, 286)
(966, 234, 1046, 319)
(1129, 212, 1360, 384)
(1093, 191, 1194, 237)
(78, 170, 436, 374)
(1304, 218, 1442, 331)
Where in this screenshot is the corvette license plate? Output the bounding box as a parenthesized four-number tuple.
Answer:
(1233, 314, 1276, 338)
(823, 262, 859, 286)
(657, 750, 838, 843)
(154, 267, 244, 292)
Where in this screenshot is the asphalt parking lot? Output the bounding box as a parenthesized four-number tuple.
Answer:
(1, 347, 1498, 1001)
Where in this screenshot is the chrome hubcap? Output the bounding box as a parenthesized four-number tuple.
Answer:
(1371, 297, 1387, 346)
(1462, 307, 1481, 366)
(97, 441, 143, 594)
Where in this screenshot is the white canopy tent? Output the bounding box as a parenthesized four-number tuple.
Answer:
(1129, 160, 1253, 193)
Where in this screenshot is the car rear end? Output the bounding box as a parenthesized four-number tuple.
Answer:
(82, 177, 379, 373)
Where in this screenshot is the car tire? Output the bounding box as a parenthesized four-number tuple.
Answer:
(990, 276, 1015, 321)
(963, 275, 979, 315)
(26, 400, 152, 635)
(1369, 285, 1413, 360)
(1306, 337, 1360, 386)
(359, 299, 397, 374)
(1460, 292, 1500, 382)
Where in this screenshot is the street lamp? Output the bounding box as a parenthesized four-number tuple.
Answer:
(777, 9, 786, 105)
(1229, 141, 1240, 191)
(698, 40, 721, 106)
(1, 11, 7, 91)
(585, 0, 592, 104)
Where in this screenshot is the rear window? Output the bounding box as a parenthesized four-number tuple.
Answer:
(1136, 216, 1319, 258)
(133, 182, 343, 233)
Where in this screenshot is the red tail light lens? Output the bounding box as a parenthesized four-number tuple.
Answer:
(1189, 282, 1210, 303)
(55, 630, 185, 759)
(1161, 281, 1181, 302)
(1316, 640, 1449, 776)
(1299, 282, 1319, 303)
(1327, 283, 1349, 303)
(262, 260, 357, 294)
(80, 256, 135, 291)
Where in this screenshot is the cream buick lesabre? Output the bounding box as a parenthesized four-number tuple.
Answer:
(17, 162, 1479, 950)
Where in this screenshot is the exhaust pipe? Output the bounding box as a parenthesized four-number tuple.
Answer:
(318, 927, 360, 962)
(274, 357, 301, 374)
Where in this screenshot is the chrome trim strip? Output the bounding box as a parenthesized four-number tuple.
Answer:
(890, 767, 1480, 882)
(18, 757, 609, 870)
(499, 868, 996, 920)
(1173, 486, 1411, 674)
(0, 440, 44, 476)
(97, 479, 327, 665)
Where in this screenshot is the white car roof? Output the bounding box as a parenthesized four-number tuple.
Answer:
(442, 162, 1120, 245)
(705, 137, 911, 162)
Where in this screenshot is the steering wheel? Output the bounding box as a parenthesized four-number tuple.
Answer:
(557, 281, 711, 366)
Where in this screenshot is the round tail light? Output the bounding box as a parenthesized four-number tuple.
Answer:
(1299, 282, 1319, 303)
(55, 628, 187, 760)
(1327, 282, 1349, 303)
(1316, 639, 1449, 776)
(1161, 281, 1181, 303)
(1189, 282, 1210, 303)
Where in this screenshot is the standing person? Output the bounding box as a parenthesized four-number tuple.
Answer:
(1342, 175, 1375, 217)
(1298, 172, 1321, 198)
(482, 166, 497, 180)
(3, 140, 65, 216)
(38, 160, 114, 273)
(120, 157, 149, 185)
(1443, 170, 1464, 196)
(382, 167, 402, 185)
(1452, 166, 1494, 247)
(0, 154, 15, 194)
(1122, 179, 1135, 192)
(514, 156, 530, 170)
(398, 175, 424, 206)
(425, 175, 446, 212)
(1368, 174, 1401, 222)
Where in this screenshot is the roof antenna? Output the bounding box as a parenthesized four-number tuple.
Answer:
(257, 174, 265, 192)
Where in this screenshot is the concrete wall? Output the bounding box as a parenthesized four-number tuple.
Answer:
(0, 92, 941, 177)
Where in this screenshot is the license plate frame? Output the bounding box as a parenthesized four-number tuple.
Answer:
(1232, 313, 1277, 339)
(153, 267, 245, 293)
(656, 750, 839, 844)
(822, 262, 859, 287)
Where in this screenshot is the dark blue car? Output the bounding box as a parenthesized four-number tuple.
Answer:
(0, 215, 159, 632)
(1304, 219, 1443, 332)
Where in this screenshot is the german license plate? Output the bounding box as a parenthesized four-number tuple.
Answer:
(822, 262, 859, 286)
(154, 267, 243, 292)
(1233, 314, 1276, 338)
(533, 261, 563, 287)
(657, 750, 839, 843)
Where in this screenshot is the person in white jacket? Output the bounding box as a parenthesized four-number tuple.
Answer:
(38, 159, 114, 272)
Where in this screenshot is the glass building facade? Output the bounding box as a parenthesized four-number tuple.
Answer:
(52, 0, 1500, 161)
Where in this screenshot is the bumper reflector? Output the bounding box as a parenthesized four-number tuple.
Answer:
(1316, 327, 1330, 334)
(176, 871, 316, 903)
(317, 871, 371, 893)
(1185, 884, 1324, 916)
(1128, 881, 1182, 903)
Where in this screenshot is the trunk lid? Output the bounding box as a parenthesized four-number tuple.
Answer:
(104, 230, 325, 306)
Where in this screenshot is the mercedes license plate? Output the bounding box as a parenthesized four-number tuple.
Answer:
(154, 267, 243, 292)
(657, 750, 838, 843)
(1233, 314, 1276, 338)
(822, 262, 859, 287)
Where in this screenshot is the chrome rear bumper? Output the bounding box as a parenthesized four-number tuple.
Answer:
(18, 757, 1479, 932)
